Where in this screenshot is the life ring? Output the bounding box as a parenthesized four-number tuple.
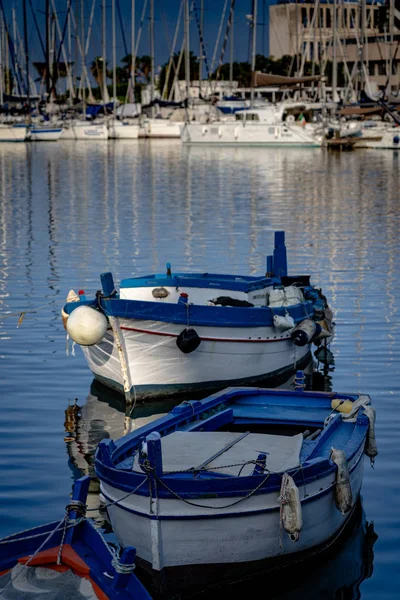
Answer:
(286, 115, 295, 123)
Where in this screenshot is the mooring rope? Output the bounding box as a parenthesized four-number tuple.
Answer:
(0, 517, 65, 597)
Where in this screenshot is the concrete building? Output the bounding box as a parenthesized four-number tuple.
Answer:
(269, 0, 400, 92)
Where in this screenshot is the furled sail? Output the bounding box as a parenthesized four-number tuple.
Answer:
(252, 72, 322, 88)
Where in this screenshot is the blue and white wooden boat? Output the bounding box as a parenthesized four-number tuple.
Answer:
(94, 384, 377, 594)
(0, 476, 152, 600)
(62, 231, 335, 402)
(28, 125, 63, 141)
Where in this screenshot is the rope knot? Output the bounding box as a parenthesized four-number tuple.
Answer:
(111, 557, 136, 574)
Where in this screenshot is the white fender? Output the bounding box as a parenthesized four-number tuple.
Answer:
(66, 305, 108, 346)
(331, 448, 352, 515)
(273, 313, 295, 332)
(279, 473, 302, 541)
(363, 404, 378, 465)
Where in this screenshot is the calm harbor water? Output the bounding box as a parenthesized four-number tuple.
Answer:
(0, 140, 399, 598)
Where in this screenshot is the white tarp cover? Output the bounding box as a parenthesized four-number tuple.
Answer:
(115, 103, 141, 118)
(0, 563, 98, 599)
(135, 431, 303, 477)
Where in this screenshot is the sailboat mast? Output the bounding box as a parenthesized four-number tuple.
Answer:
(184, 0, 190, 104)
(199, 0, 203, 96)
(360, 0, 366, 95)
(150, 0, 155, 106)
(250, 0, 257, 107)
(332, 0, 337, 102)
(102, 0, 106, 107)
(23, 0, 30, 111)
(0, 12, 4, 105)
(45, 0, 50, 96)
(229, 3, 234, 94)
(131, 0, 135, 102)
(112, 0, 116, 111)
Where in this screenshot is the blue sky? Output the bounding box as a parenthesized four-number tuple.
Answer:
(1, 0, 274, 73)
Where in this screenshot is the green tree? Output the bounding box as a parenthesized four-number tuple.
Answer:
(158, 51, 199, 99)
(90, 57, 108, 87)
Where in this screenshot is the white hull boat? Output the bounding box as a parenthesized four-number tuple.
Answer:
(108, 120, 139, 139)
(62, 231, 334, 401)
(28, 126, 63, 141)
(139, 118, 183, 138)
(354, 124, 400, 149)
(0, 125, 27, 142)
(95, 385, 377, 594)
(61, 122, 108, 140)
(182, 105, 323, 147)
(182, 120, 322, 146)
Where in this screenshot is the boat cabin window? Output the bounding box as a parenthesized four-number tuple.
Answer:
(235, 113, 260, 122)
(245, 113, 260, 121)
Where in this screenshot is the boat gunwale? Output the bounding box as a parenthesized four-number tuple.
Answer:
(63, 297, 317, 328)
(98, 444, 366, 517)
(94, 388, 369, 499)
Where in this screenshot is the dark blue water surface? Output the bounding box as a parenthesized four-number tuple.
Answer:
(0, 140, 399, 598)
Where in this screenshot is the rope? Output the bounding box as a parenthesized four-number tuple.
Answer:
(0, 518, 86, 546)
(0, 517, 65, 597)
(155, 470, 272, 510)
(86, 477, 148, 512)
(0, 300, 56, 322)
(111, 557, 136, 574)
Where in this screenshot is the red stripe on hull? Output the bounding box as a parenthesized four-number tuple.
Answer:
(120, 326, 290, 344)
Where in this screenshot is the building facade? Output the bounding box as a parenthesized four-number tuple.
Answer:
(269, 0, 400, 92)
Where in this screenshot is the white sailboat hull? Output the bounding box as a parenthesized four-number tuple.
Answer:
(182, 121, 322, 146)
(81, 319, 310, 398)
(61, 123, 108, 140)
(139, 119, 183, 138)
(108, 122, 139, 139)
(101, 446, 365, 571)
(29, 128, 63, 141)
(0, 126, 27, 142)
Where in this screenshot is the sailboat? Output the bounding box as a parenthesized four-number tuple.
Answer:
(107, 0, 139, 139)
(138, 0, 184, 138)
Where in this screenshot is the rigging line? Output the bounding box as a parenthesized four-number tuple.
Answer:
(161, 0, 184, 100)
(55, 0, 72, 66)
(215, 0, 235, 82)
(210, 0, 229, 75)
(84, 0, 97, 58)
(193, 4, 210, 79)
(134, 0, 148, 62)
(0, 0, 23, 95)
(28, 0, 46, 58)
(116, 0, 129, 57)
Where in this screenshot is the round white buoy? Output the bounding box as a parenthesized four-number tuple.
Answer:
(66, 305, 108, 346)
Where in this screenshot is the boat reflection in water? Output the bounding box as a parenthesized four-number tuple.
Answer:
(64, 380, 182, 521)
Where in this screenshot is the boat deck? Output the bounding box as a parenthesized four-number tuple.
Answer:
(133, 431, 303, 477)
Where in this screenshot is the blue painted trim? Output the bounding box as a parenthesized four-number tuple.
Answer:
(30, 128, 62, 134)
(120, 273, 277, 292)
(100, 451, 365, 522)
(63, 297, 315, 327)
(95, 387, 368, 500)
